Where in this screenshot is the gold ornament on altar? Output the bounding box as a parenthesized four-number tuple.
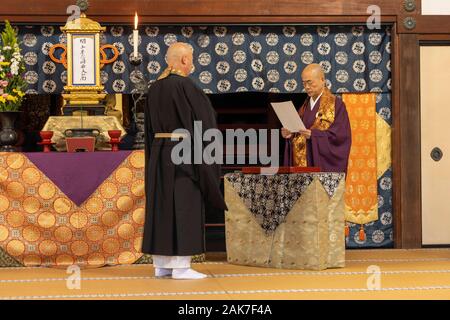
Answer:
(48, 2, 119, 109)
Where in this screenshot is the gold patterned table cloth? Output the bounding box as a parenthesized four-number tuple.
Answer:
(224, 172, 346, 270)
(0, 151, 146, 268)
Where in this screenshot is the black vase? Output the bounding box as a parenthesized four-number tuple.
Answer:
(0, 111, 20, 152)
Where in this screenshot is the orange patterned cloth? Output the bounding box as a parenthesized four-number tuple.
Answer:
(342, 93, 378, 225)
(0, 151, 145, 268)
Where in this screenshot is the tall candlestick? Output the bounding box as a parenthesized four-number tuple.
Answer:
(133, 12, 139, 58)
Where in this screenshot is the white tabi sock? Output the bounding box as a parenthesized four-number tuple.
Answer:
(172, 268, 207, 280)
(155, 268, 172, 277)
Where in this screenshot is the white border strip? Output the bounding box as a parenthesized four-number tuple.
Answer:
(3, 285, 450, 300)
(3, 268, 450, 283)
(2, 255, 450, 270)
(347, 258, 450, 262)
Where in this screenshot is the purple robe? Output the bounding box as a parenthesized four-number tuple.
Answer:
(283, 96, 352, 173)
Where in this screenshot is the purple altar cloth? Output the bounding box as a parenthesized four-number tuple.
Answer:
(25, 151, 132, 206)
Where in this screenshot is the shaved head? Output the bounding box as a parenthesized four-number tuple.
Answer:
(166, 42, 193, 64)
(301, 63, 326, 99)
(166, 42, 194, 75)
(302, 63, 325, 81)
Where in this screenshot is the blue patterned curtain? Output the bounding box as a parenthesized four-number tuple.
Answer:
(17, 24, 391, 95)
(11, 24, 393, 248)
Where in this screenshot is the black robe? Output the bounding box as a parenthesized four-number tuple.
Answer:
(141, 74, 227, 256)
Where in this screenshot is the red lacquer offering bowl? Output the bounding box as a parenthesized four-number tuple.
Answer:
(38, 131, 55, 152)
(108, 130, 122, 151)
(39, 131, 53, 141)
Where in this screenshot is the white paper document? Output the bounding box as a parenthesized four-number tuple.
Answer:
(270, 101, 306, 133)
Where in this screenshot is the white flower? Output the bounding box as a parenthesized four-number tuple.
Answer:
(11, 53, 22, 63)
(3, 46, 11, 50)
(10, 61, 19, 75)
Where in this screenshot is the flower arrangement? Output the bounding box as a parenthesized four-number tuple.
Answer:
(0, 20, 27, 111)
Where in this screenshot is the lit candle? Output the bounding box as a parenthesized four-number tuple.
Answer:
(133, 12, 139, 58)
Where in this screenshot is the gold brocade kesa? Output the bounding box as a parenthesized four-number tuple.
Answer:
(157, 67, 188, 80)
(292, 88, 336, 167)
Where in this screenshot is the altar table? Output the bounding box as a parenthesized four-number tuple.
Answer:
(0, 151, 146, 268)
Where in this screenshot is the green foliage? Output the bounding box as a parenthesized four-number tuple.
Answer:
(0, 20, 28, 111)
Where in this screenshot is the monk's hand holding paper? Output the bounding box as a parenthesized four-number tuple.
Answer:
(281, 127, 293, 139)
(299, 129, 311, 139)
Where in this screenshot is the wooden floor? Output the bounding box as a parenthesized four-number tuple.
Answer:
(1, 249, 450, 300)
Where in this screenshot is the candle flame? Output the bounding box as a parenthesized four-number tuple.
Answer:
(134, 12, 138, 30)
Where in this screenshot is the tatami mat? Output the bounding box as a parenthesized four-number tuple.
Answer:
(1, 249, 450, 300)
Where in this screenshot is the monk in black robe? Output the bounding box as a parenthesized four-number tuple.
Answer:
(142, 42, 227, 280)
(282, 64, 352, 174)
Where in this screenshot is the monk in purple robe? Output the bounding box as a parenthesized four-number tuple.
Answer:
(282, 64, 352, 173)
